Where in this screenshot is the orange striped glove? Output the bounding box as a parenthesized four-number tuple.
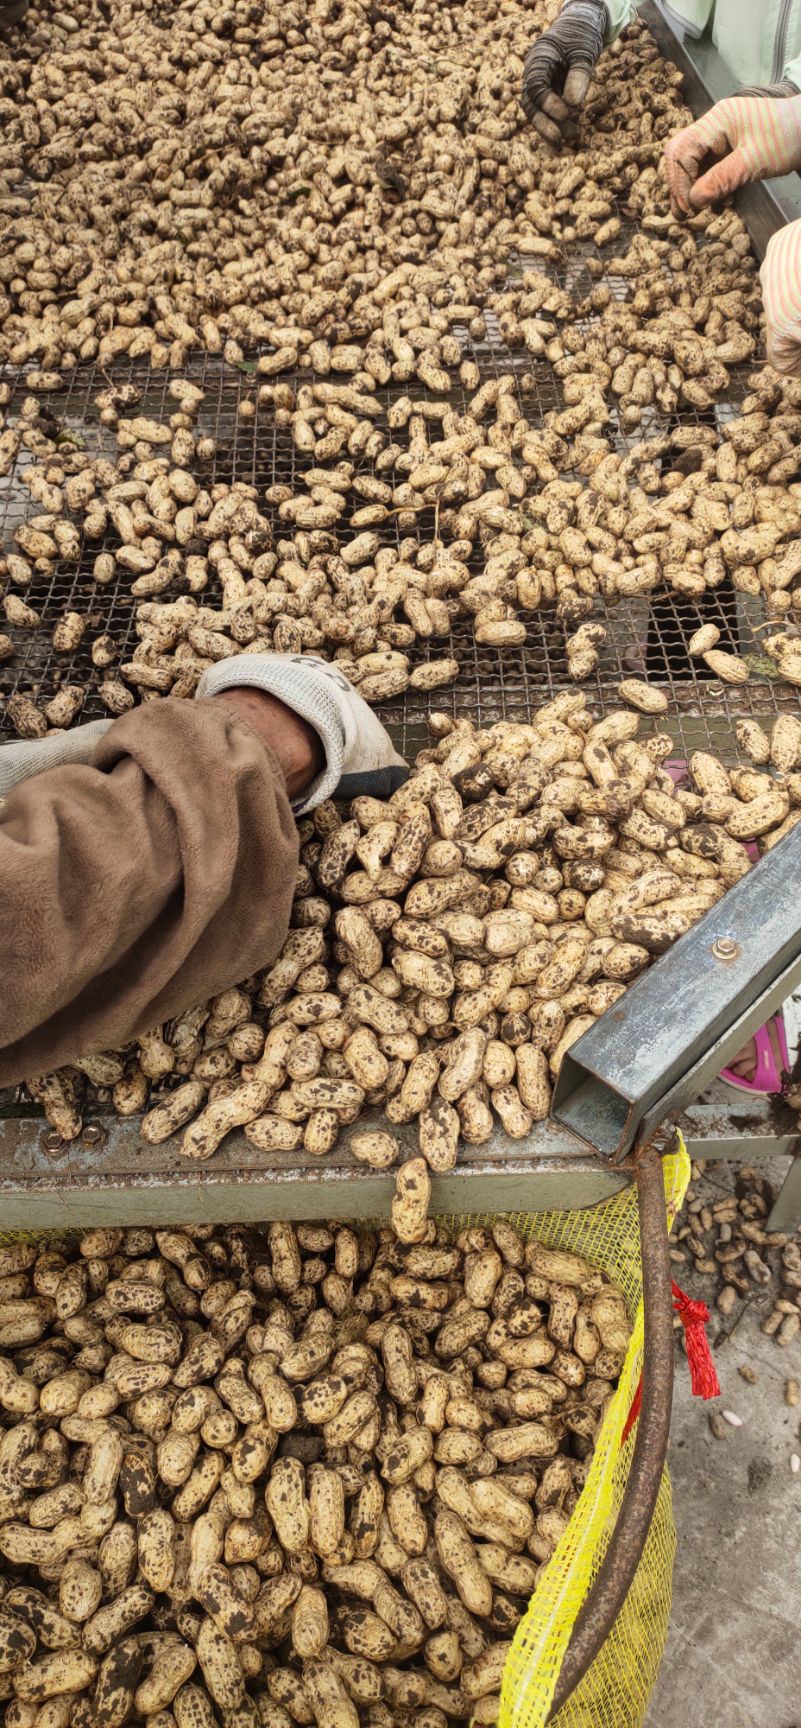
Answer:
(664, 92, 801, 218)
(761, 219, 801, 377)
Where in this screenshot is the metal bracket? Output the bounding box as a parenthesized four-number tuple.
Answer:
(552, 823, 801, 1162)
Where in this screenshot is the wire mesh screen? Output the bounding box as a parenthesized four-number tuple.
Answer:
(0, 205, 795, 763)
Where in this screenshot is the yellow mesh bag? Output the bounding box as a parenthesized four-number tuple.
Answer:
(494, 1138, 690, 1728)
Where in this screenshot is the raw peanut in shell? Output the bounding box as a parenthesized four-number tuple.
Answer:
(141, 1083, 206, 1144)
(52, 612, 86, 653)
(486, 1421, 560, 1462)
(462, 1643, 512, 1700)
(702, 649, 749, 684)
(381, 1322, 418, 1404)
(391, 1158, 431, 1244)
(137, 1508, 177, 1593)
(335, 907, 383, 979)
(134, 1640, 197, 1715)
(401, 1557, 449, 1630)
(343, 1026, 389, 1091)
(180, 1083, 270, 1160)
(59, 1558, 102, 1624)
(418, 1096, 460, 1172)
(689, 624, 721, 656)
(83, 1584, 154, 1654)
(438, 1028, 487, 1103)
(735, 719, 771, 765)
(94, 1637, 144, 1728)
(515, 1045, 551, 1119)
(13, 1651, 99, 1701)
(434, 1510, 493, 1618)
(339, 1607, 396, 1661)
(386, 1481, 428, 1556)
(591, 1290, 632, 1354)
(304, 1660, 359, 1728)
(617, 678, 668, 714)
(196, 1563, 255, 1642)
(173, 1683, 217, 1728)
(726, 788, 788, 839)
(265, 1457, 310, 1555)
(491, 1085, 532, 1139)
(348, 1130, 398, 1169)
(0, 1611, 36, 1672)
(770, 715, 801, 772)
(351, 1472, 384, 1559)
(463, 1247, 503, 1309)
(195, 1617, 245, 1711)
(291, 1585, 329, 1658)
(308, 1464, 346, 1556)
(381, 1424, 434, 1484)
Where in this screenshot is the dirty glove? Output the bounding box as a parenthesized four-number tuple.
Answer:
(760, 217, 801, 377)
(196, 654, 409, 813)
(664, 91, 801, 218)
(1, 656, 409, 815)
(521, 0, 608, 145)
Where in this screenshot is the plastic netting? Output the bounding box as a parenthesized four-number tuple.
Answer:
(492, 1138, 689, 1727)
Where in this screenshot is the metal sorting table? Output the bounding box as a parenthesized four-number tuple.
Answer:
(1, 2, 800, 1227)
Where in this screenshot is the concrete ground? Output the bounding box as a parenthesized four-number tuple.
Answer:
(647, 1159, 801, 1728)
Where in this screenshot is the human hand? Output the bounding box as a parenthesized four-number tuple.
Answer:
(664, 91, 801, 218)
(521, 0, 608, 146)
(197, 654, 409, 814)
(760, 217, 801, 376)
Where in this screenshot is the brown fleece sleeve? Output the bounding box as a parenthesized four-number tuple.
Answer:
(0, 697, 299, 1086)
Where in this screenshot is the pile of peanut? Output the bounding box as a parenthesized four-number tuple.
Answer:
(676, 1166, 801, 1351)
(0, 1220, 632, 1727)
(27, 701, 801, 1228)
(5, 2, 801, 730)
(0, 2, 697, 376)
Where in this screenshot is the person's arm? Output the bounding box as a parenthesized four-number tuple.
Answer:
(663, 92, 801, 215)
(0, 697, 300, 1086)
(521, 1, 638, 143)
(760, 217, 801, 375)
(0, 0, 30, 26)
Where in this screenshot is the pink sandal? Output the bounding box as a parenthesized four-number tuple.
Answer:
(663, 763, 789, 1096)
(719, 1015, 790, 1095)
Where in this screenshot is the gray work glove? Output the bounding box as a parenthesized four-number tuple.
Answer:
(521, 0, 609, 145)
(0, 656, 409, 814)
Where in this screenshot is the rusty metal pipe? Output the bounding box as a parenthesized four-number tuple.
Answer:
(548, 1144, 674, 1719)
